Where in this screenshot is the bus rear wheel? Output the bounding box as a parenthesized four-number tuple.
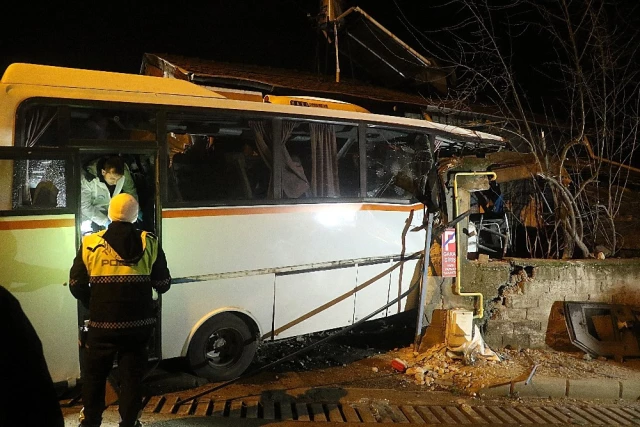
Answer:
(187, 312, 257, 381)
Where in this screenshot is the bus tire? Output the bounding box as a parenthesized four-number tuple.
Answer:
(187, 312, 257, 381)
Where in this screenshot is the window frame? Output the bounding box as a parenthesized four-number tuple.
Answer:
(15, 97, 448, 209)
(0, 146, 78, 217)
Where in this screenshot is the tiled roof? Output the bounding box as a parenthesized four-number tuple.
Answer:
(143, 53, 456, 110)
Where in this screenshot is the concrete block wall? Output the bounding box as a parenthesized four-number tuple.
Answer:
(463, 258, 640, 350)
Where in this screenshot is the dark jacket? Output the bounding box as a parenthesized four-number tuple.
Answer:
(69, 222, 171, 329)
(0, 286, 65, 427)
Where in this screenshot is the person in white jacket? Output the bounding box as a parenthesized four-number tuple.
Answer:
(81, 155, 138, 233)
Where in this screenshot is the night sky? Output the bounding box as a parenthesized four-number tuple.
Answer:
(0, 1, 491, 75)
(1, 1, 339, 75)
(2, 1, 637, 109)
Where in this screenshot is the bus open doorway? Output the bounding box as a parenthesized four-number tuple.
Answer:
(75, 150, 162, 378)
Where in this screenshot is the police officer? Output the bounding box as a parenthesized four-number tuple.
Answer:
(69, 193, 171, 427)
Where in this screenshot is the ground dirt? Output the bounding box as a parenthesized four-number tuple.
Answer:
(249, 313, 640, 397)
(60, 313, 640, 425)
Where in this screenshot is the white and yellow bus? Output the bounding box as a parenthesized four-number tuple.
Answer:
(0, 63, 504, 388)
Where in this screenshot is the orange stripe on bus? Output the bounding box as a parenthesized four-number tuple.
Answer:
(162, 203, 422, 218)
(0, 204, 421, 227)
(361, 204, 422, 212)
(0, 218, 75, 230)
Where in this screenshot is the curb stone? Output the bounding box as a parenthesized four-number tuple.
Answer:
(568, 378, 620, 399)
(477, 382, 511, 397)
(479, 376, 632, 400)
(621, 379, 640, 401)
(513, 376, 567, 398)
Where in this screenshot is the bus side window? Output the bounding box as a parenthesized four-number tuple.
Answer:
(0, 157, 67, 211)
(170, 135, 221, 201)
(69, 108, 156, 141)
(280, 121, 360, 199)
(165, 115, 361, 204)
(366, 127, 425, 201)
(18, 105, 60, 147)
(166, 114, 272, 204)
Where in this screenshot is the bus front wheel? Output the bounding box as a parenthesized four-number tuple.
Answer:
(187, 312, 257, 381)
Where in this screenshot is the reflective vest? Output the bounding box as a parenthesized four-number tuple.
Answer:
(82, 230, 159, 329)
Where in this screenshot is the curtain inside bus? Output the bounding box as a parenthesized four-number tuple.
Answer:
(309, 123, 339, 197)
(249, 120, 310, 198)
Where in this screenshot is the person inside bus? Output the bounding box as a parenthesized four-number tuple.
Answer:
(69, 193, 171, 427)
(80, 155, 138, 233)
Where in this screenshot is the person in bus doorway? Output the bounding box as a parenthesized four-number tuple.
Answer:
(81, 155, 138, 234)
(0, 286, 65, 427)
(69, 193, 171, 427)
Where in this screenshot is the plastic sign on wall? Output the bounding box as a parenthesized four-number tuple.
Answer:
(442, 228, 457, 277)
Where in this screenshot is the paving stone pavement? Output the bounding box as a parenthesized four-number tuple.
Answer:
(60, 379, 640, 426)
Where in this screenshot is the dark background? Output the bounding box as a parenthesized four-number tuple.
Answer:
(2, 1, 637, 108)
(0, 1, 501, 76)
(1, 1, 348, 75)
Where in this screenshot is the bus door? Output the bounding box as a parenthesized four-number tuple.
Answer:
(0, 146, 80, 386)
(60, 105, 162, 370)
(75, 147, 161, 361)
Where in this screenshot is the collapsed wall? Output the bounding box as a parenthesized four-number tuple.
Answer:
(461, 258, 640, 350)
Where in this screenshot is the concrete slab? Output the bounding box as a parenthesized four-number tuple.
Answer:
(477, 383, 511, 397)
(620, 379, 640, 401)
(512, 376, 567, 398)
(568, 378, 620, 400)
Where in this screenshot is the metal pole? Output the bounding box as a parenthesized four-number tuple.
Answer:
(334, 21, 340, 82)
(414, 212, 434, 351)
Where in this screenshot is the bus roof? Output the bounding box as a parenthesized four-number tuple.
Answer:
(263, 95, 371, 114)
(0, 63, 505, 146)
(1, 63, 227, 99)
